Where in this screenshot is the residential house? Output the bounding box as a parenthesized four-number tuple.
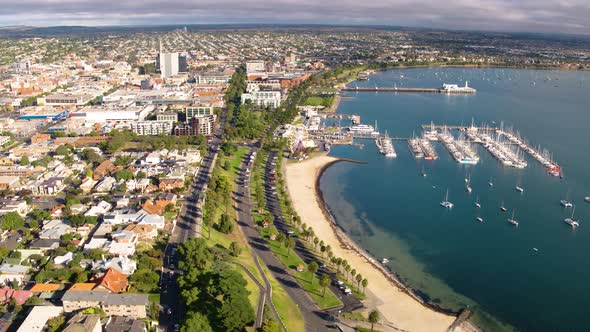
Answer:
(140, 201, 163, 215)
(94, 176, 116, 192)
(123, 224, 157, 241)
(93, 160, 116, 181)
(79, 177, 97, 193)
(108, 242, 135, 257)
(0, 200, 29, 217)
(102, 293, 148, 319)
(29, 238, 60, 252)
(0, 176, 19, 190)
(84, 201, 112, 217)
(70, 204, 89, 215)
(144, 152, 160, 165)
(138, 214, 165, 229)
(110, 230, 137, 244)
(92, 256, 137, 275)
(54, 252, 74, 265)
(94, 268, 128, 293)
(83, 238, 109, 251)
(155, 193, 177, 209)
(104, 316, 146, 332)
(68, 283, 98, 291)
(63, 313, 102, 332)
(16, 306, 63, 332)
(33, 177, 65, 196)
(0, 287, 32, 305)
(39, 220, 72, 240)
(28, 283, 62, 293)
(103, 212, 144, 225)
(92, 224, 113, 238)
(0, 264, 29, 286)
(158, 178, 183, 191)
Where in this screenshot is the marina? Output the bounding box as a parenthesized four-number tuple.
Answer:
(320, 67, 590, 332)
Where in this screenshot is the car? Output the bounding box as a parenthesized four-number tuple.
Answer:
(169, 264, 175, 269)
(167, 308, 173, 315)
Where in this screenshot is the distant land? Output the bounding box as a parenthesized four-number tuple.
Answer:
(1, 24, 590, 43)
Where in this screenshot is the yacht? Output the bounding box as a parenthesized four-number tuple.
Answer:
(508, 211, 519, 226)
(585, 196, 590, 203)
(560, 200, 573, 208)
(381, 258, 389, 264)
(488, 179, 494, 187)
(500, 201, 507, 212)
(515, 186, 524, 193)
(564, 206, 580, 228)
(421, 166, 427, 177)
(475, 217, 484, 223)
(440, 189, 454, 209)
(475, 196, 481, 208)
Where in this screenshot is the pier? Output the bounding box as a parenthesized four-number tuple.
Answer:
(343, 82, 476, 94)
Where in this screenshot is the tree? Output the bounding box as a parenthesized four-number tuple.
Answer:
(55, 145, 71, 156)
(275, 232, 286, 246)
(46, 315, 66, 332)
(178, 238, 212, 272)
(313, 236, 319, 250)
(20, 156, 29, 166)
(1, 212, 24, 230)
(356, 273, 363, 292)
(368, 310, 380, 332)
(308, 261, 318, 283)
(362, 278, 368, 294)
(319, 274, 330, 297)
(229, 241, 242, 257)
(223, 159, 232, 171)
(286, 237, 295, 257)
(219, 290, 255, 331)
(27, 219, 39, 229)
(114, 169, 133, 181)
(181, 311, 213, 332)
(217, 214, 234, 234)
(261, 319, 282, 332)
(129, 269, 159, 293)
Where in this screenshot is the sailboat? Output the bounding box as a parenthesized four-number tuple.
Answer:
(421, 166, 427, 177)
(508, 210, 519, 226)
(475, 196, 481, 208)
(488, 177, 494, 187)
(515, 185, 524, 193)
(475, 216, 484, 223)
(465, 174, 472, 193)
(500, 200, 507, 212)
(564, 205, 580, 228)
(440, 189, 453, 209)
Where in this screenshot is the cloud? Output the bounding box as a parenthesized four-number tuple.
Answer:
(0, 0, 589, 34)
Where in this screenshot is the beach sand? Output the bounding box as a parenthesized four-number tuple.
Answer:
(285, 155, 462, 332)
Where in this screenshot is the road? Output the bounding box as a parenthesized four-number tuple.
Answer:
(234, 148, 340, 332)
(158, 109, 226, 332)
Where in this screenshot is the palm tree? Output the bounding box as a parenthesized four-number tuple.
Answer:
(368, 310, 380, 332)
(286, 237, 295, 257)
(308, 261, 318, 283)
(355, 273, 363, 292)
(344, 264, 351, 282)
(362, 278, 368, 295)
(319, 274, 330, 297)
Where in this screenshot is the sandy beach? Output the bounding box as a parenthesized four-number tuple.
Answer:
(285, 155, 462, 332)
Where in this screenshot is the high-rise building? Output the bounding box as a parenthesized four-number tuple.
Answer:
(157, 53, 179, 78)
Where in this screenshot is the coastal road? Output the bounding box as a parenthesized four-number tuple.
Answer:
(263, 152, 363, 314)
(234, 148, 339, 332)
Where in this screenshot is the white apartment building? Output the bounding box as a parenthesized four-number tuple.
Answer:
(130, 121, 173, 136)
(241, 90, 281, 108)
(159, 52, 179, 79)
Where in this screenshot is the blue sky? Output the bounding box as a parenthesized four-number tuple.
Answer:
(0, 0, 589, 35)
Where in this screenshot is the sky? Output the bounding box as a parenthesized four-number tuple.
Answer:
(0, 0, 589, 35)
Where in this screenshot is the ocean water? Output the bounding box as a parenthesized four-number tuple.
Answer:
(319, 68, 590, 332)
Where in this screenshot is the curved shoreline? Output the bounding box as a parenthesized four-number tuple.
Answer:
(314, 158, 461, 317)
(285, 155, 463, 332)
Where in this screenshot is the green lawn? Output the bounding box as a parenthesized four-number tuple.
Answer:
(260, 226, 342, 309)
(257, 257, 305, 332)
(148, 293, 160, 303)
(355, 327, 382, 332)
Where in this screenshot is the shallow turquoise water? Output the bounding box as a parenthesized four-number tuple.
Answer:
(320, 68, 590, 332)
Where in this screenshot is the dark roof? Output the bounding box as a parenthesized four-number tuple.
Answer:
(103, 293, 148, 306)
(105, 316, 146, 332)
(29, 238, 60, 249)
(61, 290, 109, 302)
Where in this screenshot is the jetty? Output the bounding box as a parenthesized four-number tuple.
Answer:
(343, 82, 476, 94)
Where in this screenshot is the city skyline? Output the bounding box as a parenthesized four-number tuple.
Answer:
(1, 0, 589, 35)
